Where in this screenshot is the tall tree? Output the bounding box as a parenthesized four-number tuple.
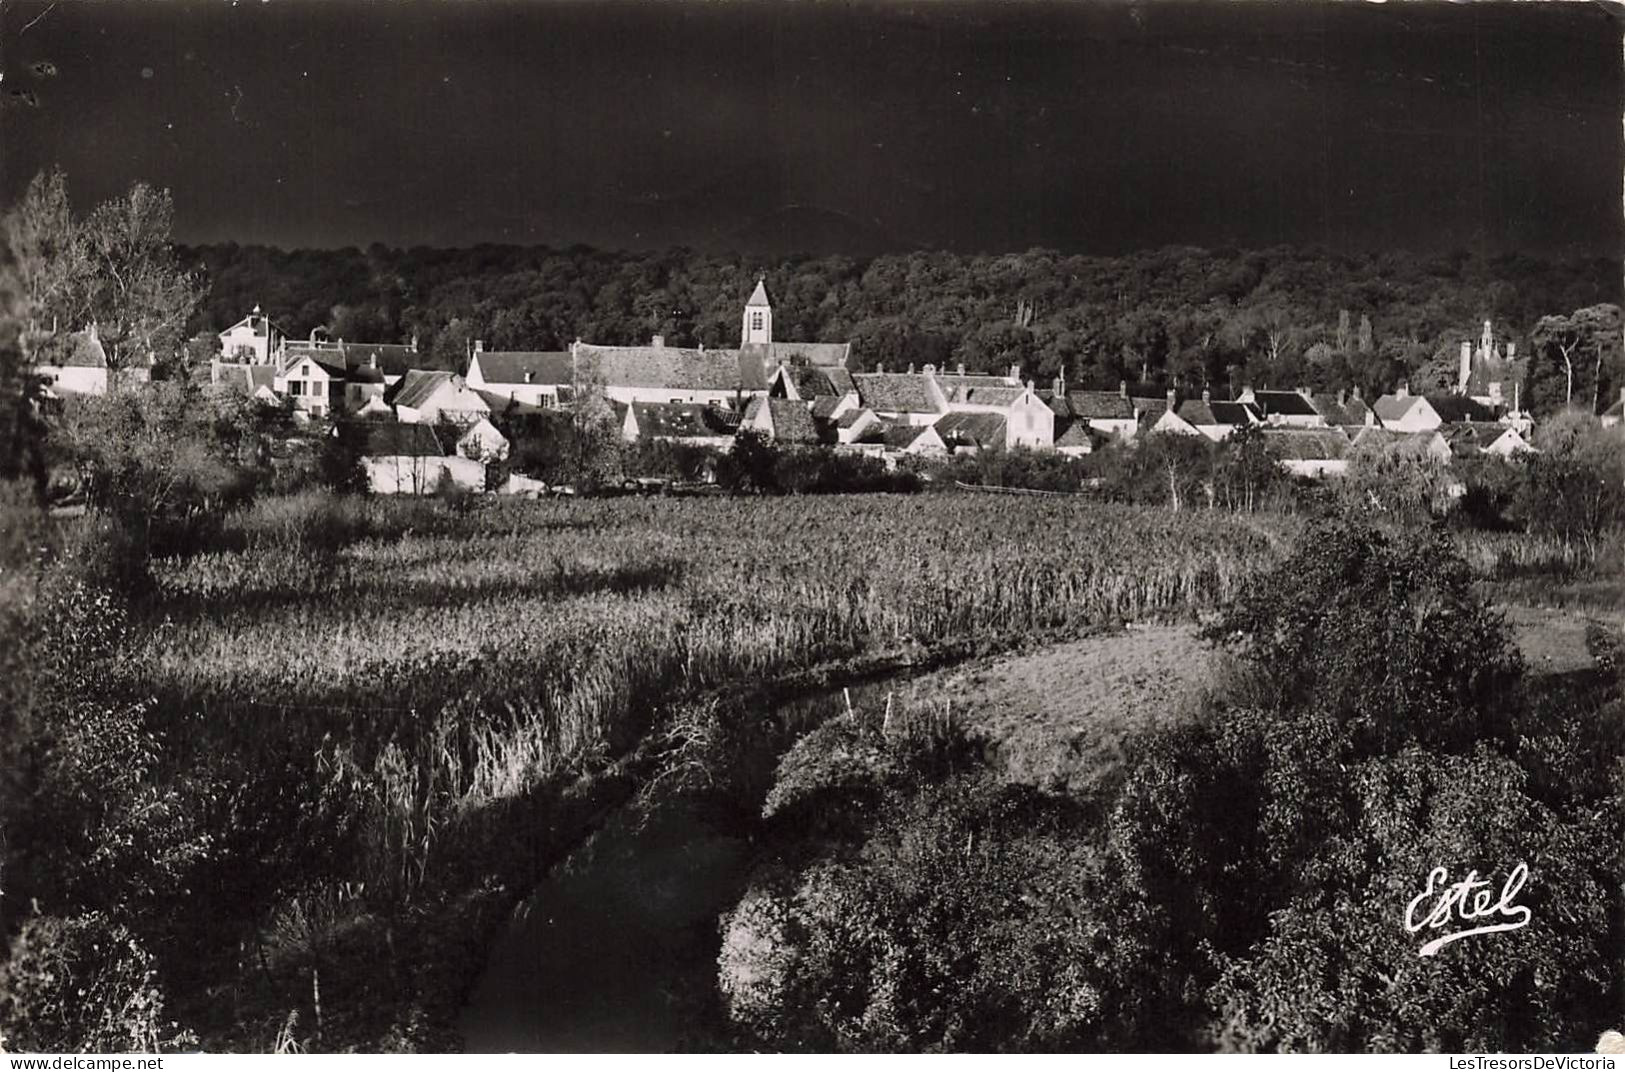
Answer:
(76, 184, 204, 377)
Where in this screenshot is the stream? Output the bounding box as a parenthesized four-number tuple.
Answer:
(457, 674, 928, 1052)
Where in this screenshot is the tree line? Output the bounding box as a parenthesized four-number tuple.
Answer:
(181, 238, 1622, 414)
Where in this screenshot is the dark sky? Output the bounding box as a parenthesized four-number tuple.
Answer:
(2, 0, 1621, 258)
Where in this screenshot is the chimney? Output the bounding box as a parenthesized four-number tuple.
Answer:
(922, 363, 936, 377)
(1352, 385, 1362, 401)
(369, 353, 377, 369)
(1202, 387, 1211, 404)
(524, 371, 534, 384)
(907, 362, 915, 374)
(1337, 388, 1346, 406)
(651, 334, 665, 348)
(1397, 383, 1410, 399)
(410, 333, 419, 351)
(1008, 363, 1020, 381)
(957, 362, 966, 376)
(1119, 380, 1128, 399)
(876, 362, 884, 373)
(1166, 388, 1176, 409)
(1052, 374, 1065, 397)
(1507, 341, 1517, 362)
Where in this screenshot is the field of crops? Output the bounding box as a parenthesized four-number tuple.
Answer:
(134, 494, 1285, 897)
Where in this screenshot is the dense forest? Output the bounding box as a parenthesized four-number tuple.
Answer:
(179, 243, 1622, 409)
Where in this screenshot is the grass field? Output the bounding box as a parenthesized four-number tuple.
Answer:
(53, 490, 1617, 1051)
(105, 492, 1294, 1048)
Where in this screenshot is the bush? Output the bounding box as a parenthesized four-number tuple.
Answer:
(1202, 520, 1523, 754)
(0, 913, 195, 1053)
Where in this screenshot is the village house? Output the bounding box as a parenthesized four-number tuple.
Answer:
(1350, 425, 1454, 463)
(1371, 387, 1499, 433)
(852, 369, 950, 426)
(455, 417, 511, 464)
(935, 411, 1010, 453)
(740, 397, 824, 445)
(466, 347, 573, 409)
(217, 306, 284, 364)
(355, 422, 484, 495)
(35, 325, 152, 397)
(1156, 391, 1262, 441)
(389, 370, 493, 426)
(1440, 421, 1535, 459)
(1047, 381, 1140, 440)
(830, 407, 883, 445)
(1052, 419, 1101, 456)
(273, 347, 346, 417)
(617, 401, 739, 450)
(1260, 427, 1352, 478)
(208, 362, 279, 404)
(882, 422, 948, 456)
(1238, 387, 1327, 428)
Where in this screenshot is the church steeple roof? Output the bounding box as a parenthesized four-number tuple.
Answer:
(745, 277, 772, 307)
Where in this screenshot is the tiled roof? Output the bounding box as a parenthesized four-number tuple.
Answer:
(782, 363, 854, 399)
(42, 329, 109, 369)
(768, 342, 851, 369)
(389, 370, 451, 409)
(348, 365, 386, 385)
(576, 343, 767, 393)
(1424, 394, 1499, 424)
(630, 401, 738, 439)
(836, 407, 872, 428)
(1371, 394, 1421, 424)
(745, 397, 822, 444)
(357, 421, 443, 458)
(212, 363, 277, 395)
(812, 396, 848, 420)
(1352, 426, 1445, 454)
(1053, 418, 1099, 449)
(883, 423, 936, 450)
(937, 373, 1018, 391)
(1261, 427, 1351, 461)
(945, 384, 1025, 407)
(1439, 422, 1514, 453)
(473, 388, 551, 417)
(1177, 399, 1257, 427)
(279, 345, 350, 379)
(1131, 395, 1173, 419)
(935, 411, 1008, 448)
(339, 342, 419, 379)
(1249, 390, 1321, 418)
(853, 372, 947, 415)
(474, 350, 572, 386)
(1067, 391, 1136, 420)
(1312, 394, 1371, 426)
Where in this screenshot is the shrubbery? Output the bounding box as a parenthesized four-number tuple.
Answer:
(723, 519, 1622, 1052)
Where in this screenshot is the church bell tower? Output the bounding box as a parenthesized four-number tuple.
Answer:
(741, 277, 773, 345)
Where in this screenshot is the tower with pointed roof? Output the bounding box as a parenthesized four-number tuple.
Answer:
(742, 277, 773, 346)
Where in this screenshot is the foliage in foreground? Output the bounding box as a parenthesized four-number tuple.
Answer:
(720, 521, 1622, 1052)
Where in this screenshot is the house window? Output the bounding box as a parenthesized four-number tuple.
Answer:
(290, 380, 305, 396)
(672, 398, 684, 404)
(751, 313, 763, 331)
